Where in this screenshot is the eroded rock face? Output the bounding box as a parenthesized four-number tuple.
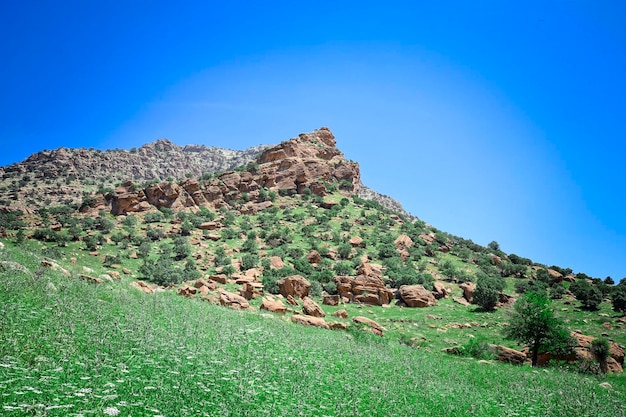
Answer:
(278, 275, 311, 299)
(218, 290, 250, 310)
(398, 285, 437, 308)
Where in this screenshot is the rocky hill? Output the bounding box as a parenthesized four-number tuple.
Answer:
(0, 128, 411, 217)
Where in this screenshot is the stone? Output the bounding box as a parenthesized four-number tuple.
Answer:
(290, 314, 329, 329)
(269, 256, 285, 269)
(199, 221, 219, 230)
(209, 274, 227, 284)
(306, 250, 322, 264)
(349, 236, 364, 248)
(333, 309, 349, 319)
(453, 296, 471, 306)
(322, 294, 340, 306)
(79, 274, 103, 284)
(432, 282, 448, 299)
(218, 290, 250, 310)
(394, 234, 413, 251)
(302, 297, 326, 317)
(240, 282, 261, 300)
(335, 273, 393, 306)
(260, 298, 287, 314)
(353, 316, 384, 336)
(177, 285, 197, 297)
(286, 295, 299, 306)
(278, 275, 311, 299)
(459, 282, 476, 303)
(131, 280, 154, 294)
(398, 285, 437, 308)
(489, 344, 527, 365)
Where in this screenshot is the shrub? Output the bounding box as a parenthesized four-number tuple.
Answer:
(570, 279, 603, 310)
(309, 280, 323, 297)
(474, 274, 504, 311)
(611, 285, 626, 313)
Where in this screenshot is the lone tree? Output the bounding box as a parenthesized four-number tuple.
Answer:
(590, 338, 611, 374)
(503, 291, 572, 366)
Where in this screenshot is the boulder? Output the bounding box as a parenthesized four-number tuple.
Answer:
(79, 274, 103, 284)
(349, 236, 364, 248)
(177, 285, 197, 297)
(260, 298, 287, 314)
(278, 275, 310, 299)
(335, 274, 393, 306)
(398, 285, 437, 308)
(333, 309, 349, 319)
(459, 282, 476, 303)
(302, 297, 325, 317)
(394, 234, 413, 251)
(432, 282, 448, 299)
(290, 314, 329, 329)
(323, 294, 340, 306)
(353, 316, 384, 336)
(218, 290, 250, 310)
(306, 250, 322, 264)
(489, 344, 526, 365)
(453, 296, 471, 306)
(269, 256, 285, 269)
(131, 280, 156, 294)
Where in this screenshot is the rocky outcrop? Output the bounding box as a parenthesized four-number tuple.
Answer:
(398, 285, 437, 307)
(335, 272, 393, 306)
(106, 128, 361, 215)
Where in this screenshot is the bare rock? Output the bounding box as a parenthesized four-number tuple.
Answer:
(394, 234, 413, 251)
(291, 314, 329, 329)
(489, 344, 527, 365)
(398, 285, 437, 308)
(459, 282, 476, 303)
(323, 294, 340, 306)
(302, 297, 326, 317)
(333, 309, 349, 319)
(432, 282, 449, 299)
(353, 316, 384, 336)
(218, 289, 250, 310)
(260, 298, 287, 314)
(278, 275, 311, 299)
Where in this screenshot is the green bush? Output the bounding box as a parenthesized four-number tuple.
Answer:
(474, 274, 504, 311)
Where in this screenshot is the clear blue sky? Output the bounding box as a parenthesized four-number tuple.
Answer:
(1, 1, 625, 279)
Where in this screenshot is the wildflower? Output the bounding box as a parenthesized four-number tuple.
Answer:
(103, 406, 120, 416)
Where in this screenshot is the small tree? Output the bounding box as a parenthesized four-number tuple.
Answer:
(474, 274, 504, 311)
(611, 285, 626, 313)
(590, 338, 611, 374)
(504, 291, 572, 367)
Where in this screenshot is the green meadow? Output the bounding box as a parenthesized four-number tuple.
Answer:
(1, 243, 624, 417)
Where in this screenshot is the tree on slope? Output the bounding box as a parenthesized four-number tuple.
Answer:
(503, 291, 572, 367)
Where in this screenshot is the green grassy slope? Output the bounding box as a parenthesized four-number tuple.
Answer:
(1, 243, 624, 417)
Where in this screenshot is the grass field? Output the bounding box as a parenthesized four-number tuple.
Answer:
(1, 243, 624, 417)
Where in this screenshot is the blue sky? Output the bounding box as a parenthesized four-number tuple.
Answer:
(1, 1, 625, 279)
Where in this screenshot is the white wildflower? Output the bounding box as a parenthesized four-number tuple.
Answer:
(103, 406, 120, 416)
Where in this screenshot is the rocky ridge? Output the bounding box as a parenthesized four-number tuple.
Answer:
(0, 128, 412, 218)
